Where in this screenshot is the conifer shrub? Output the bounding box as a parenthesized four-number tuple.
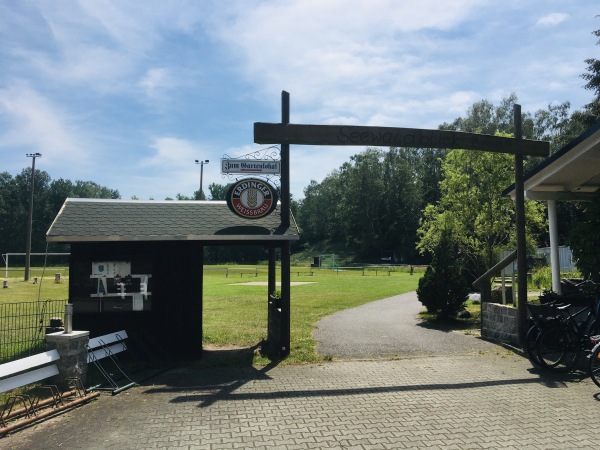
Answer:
(416, 229, 469, 319)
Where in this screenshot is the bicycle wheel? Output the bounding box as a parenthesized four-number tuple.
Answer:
(524, 324, 544, 368)
(589, 343, 600, 388)
(536, 325, 580, 372)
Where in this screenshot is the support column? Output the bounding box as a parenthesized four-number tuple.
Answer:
(268, 247, 276, 296)
(266, 246, 279, 357)
(514, 104, 528, 345)
(547, 199, 561, 294)
(280, 91, 291, 358)
(281, 242, 291, 358)
(46, 330, 90, 390)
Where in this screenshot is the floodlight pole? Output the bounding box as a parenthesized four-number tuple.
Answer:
(195, 159, 209, 200)
(24, 152, 41, 282)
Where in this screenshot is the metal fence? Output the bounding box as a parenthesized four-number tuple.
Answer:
(0, 300, 68, 364)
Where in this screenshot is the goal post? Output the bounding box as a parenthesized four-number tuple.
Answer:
(2, 253, 70, 279)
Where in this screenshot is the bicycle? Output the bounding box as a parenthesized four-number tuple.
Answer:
(524, 302, 564, 369)
(588, 335, 600, 387)
(535, 299, 600, 372)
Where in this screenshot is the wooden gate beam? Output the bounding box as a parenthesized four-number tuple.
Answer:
(254, 123, 549, 157)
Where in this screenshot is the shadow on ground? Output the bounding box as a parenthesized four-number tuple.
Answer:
(416, 317, 480, 333)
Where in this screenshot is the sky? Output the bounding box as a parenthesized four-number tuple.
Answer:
(0, 1, 598, 201)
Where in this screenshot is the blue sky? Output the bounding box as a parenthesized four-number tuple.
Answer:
(1, 1, 598, 200)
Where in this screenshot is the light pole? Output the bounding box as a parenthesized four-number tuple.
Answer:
(25, 152, 41, 281)
(195, 159, 209, 200)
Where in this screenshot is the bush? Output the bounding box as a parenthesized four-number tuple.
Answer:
(568, 194, 600, 282)
(531, 265, 552, 290)
(416, 229, 469, 319)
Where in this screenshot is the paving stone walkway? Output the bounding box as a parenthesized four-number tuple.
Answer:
(3, 352, 600, 449)
(3, 291, 600, 449)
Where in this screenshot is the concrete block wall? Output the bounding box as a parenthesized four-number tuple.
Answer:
(481, 302, 519, 346)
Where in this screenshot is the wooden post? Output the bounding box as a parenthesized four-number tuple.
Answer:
(268, 247, 276, 296)
(514, 104, 528, 345)
(280, 92, 291, 357)
(281, 92, 290, 228)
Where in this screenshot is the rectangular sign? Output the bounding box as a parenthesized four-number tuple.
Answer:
(254, 123, 550, 157)
(91, 261, 131, 278)
(221, 159, 281, 174)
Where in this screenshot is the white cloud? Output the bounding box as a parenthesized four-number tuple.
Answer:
(202, 0, 490, 131)
(0, 0, 597, 201)
(536, 13, 569, 27)
(142, 136, 203, 168)
(138, 68, 175, 99)
(0, 83, 90, 167)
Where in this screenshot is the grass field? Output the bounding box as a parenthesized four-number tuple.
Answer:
(2, 266, 423, 364)
(203, 266, 423, 363)
(0, 268, 69, 303)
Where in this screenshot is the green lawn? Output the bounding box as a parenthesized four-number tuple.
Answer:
(2, 266, 423, 364)
(0, 268, 69, 303)
(203, 266, 422, 363)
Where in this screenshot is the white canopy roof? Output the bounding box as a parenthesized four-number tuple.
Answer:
(505, 121, 600, 201)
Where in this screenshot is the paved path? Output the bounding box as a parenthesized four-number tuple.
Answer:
(313, 291, 498, 358)
(3, 355, 599, 449)
(3, 292, 600, 449)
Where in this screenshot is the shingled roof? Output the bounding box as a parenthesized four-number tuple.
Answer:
(46, 199, 300, 243)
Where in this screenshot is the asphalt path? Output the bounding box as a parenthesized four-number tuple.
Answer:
(313, 291, 499, 358)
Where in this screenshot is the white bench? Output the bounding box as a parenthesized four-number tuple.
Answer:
(87, 330, 128, 364)
(0, 350, 60, 395)
(86, 330, 135, 394)
(0, 349, 97, 434)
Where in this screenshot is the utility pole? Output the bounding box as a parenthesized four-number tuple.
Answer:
(195, 159, 209, 200)
(25, 153, 41, 282)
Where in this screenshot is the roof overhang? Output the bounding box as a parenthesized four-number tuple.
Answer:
(504, 121, 600, 201)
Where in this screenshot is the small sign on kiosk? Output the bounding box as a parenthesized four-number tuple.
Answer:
(221, 159, 281, 175)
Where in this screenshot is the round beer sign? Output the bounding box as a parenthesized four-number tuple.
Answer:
(226, 178, 278, 219)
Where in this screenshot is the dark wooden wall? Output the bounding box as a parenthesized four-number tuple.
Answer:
(70, 241, 203, 358)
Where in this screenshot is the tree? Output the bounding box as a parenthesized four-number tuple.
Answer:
(380, 148, 423, 262)
(416, 227, 469, 319)
(297, 174, 345, 245)
(208, 183, 230, 201)
(440, 94, 533, 137)
(295, 95, 580, 264)
(336, 149, 386, 259)
(417, 146, 546, 279)
(563, 20, 600, 279)
(581, 22, 600, 123)
(568, 194, 600, 282)
(0, 169, 120, 255)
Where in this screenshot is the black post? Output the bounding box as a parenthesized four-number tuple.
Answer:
(266, 246, 280, 357)
(281, 91, 290, 228)
(514, 105, 527, 344)
(280, 91, 291, 357)
(268, 247, 276, 296)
